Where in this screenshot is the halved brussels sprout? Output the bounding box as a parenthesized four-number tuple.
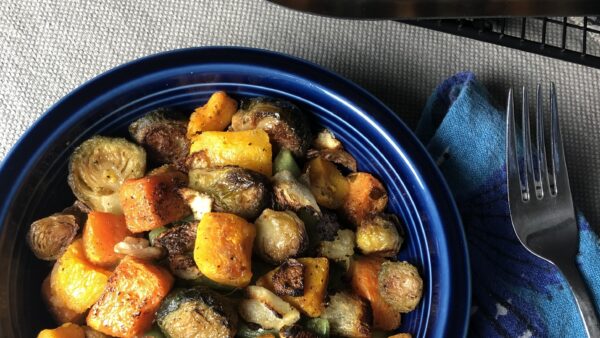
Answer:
(27, 213, 80, 261)
(272, 258, 305, 297)
(68, 136, 146, 214)
(254, 209, 308, 265)
(378, 261, 423, 313)
(232, 97, 311, 158)
(129, 108, 189, 169)
(154, 221, 201, 280)
(321, 291, 371, 338)
(273, 171, 321, 216)
(188, 166, 271, 220)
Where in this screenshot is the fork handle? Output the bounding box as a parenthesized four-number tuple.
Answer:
(560, 262, 600, 338)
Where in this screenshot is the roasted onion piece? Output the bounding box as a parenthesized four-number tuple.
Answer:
(68, 136, 146, 214)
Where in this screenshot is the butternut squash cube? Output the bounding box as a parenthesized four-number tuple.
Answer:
(37, 323, 85, 338)
(187, 91, 238, 137)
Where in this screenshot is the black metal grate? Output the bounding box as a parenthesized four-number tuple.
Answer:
(406, 17, 600, 68)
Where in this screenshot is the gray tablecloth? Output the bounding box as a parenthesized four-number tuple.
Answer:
(1, 0, 599, 230)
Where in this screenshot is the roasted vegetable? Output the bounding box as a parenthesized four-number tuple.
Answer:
(317, 229, 355, 270)
(86, 256, 174, 337)
(341, 172, 388, 227)
(306, 157, 349, 209)
(157, 287, 239, 338)
(312, 129, 342, 151)
(306, 149, 357, 173)
(378, 261, 423, 313)
(148, 226, 168, 246)
(274, 148, 301, 177)
(82, 211, 131, 267)
(37, 323, 85, 338)
(178, 187, 213, 220)
(119, 170, 190, 232)
(140, 326, 166, 338)
(194, 212, 256, 287)
(305, 318, 330, 338)
(273, 171, 321, 215)
(232, 97, 311, 157)
(154, 221, 201, 280)
(188, 130, 272, 176)
(272, 258, 305, 297)
(188, 166, 271, 220)
(237, 324, 278, 338)
(351, 256, 401, 331)
(388, 334, 412, 338)
(280, 325, 319, 338)
(187, 91, 238, 138)
(82, 326, 110, 338)
(129, 108, 190, 168)
(27, 210, 81, 261)
(45, 240, 111, 323)
(68, 136, 146, 214)
(257, 257, 329, 317)
(41, 277, 83, 324)
(321, 291, 371, 338)
(113, 236, 165, 260)
(239, 286, 301, 330)
(356, 214, 403, 257)
(254, 209, 308, 265)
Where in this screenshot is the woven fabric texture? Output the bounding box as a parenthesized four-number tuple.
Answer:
(1, 0, 599, 229)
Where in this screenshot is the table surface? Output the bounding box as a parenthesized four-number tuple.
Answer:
(1, 0, 599, 232)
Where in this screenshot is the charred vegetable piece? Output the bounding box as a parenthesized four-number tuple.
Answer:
(312, 129, 342, 151)
(113, 236, 165, 261)
(38, 323, 85, 338)
(378, 261, 423, 313)
(306, 157, 349, 209)
(154, 221, 200, 280)
(280, 325, 319, 338)
(129, 108, 190, 168)
(356, 214, 403, 257)
(254, 209, 308, 265)
(45, 240, 111, 323)
(27, 211, 81, 261)
(317, 229, 355, 270)
(273, 171, 321, 215)
(119, 170, 190, 233)
(321, 291, 372, 338)
(257, 257, 329, 317)
(272, 258, 305, 297)
(188, 130, 272, 176)
(306, 148, 357, 172)
(194, 212, 256, 288)
(305, 318, 330, 338)
(239, 285, 301, 330)
(274, 148, 301, 177)
(342, 172, 388, 227)
(232, 97, 311, 158)
(82, 211, 131, 267)
(148, 226, 168, 246)
(351, 256, 401, 331)
(187, 91, 238, 138)
(157, 287, 239, 338)
(68, 136, 146, 214)
(178, 187, 213, 220)
(188, 166, 271, 220)
(86, 256, 174, 337)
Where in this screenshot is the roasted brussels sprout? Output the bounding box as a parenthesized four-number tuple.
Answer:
(378, 261, 423, 313)
(272, 258, 305, 297)
(317, 229, 355, 269)
(68, 136, 146, 214)
(306, 157, 349, 209)
(232, 97, 311, 157)
(356, 214, 403, 257)
(129, 108, 189, 168)
(255, 209, 308, 265)
(321, 291, 372, 338)
(188, 166, 271, 220)
(273, 171, 321, 215)
(26, 210, 82, 261)
(238, 285, 301, 330)
(341, 172, 388, 227)
(280, 325, 319, 338)
(154, 221, 201, 280)
(157, 287, 239, 338)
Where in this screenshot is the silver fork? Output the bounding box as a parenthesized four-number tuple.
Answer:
(506, 84, 600, 337)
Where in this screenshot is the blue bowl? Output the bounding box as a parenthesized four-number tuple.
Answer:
(0, 47, 470, 337)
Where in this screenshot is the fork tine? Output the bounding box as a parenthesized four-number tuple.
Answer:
(549, 83, 570, 196)
(506, 89, 524, 202)
(535, 83, 549, 199)
(522, 86, 533, 201)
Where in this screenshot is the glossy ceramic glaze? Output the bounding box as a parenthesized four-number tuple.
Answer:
(0, 47, 470, 337)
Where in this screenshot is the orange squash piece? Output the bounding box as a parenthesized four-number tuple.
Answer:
(37, 323, 85, 338)
(193, 212, 256, 288)
(388, 334, 412, 338)
(83, 211, 131, 267)
(119, 170, 190, 233)
(257, 257, 329, 317)
(187, 91, 238, 138)
(44, 240, 111, 323)
(351, 256, 401, 331)
(86, 256, 174, 337)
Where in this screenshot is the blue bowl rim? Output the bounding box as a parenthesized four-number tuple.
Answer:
(0, 46, 470, 337)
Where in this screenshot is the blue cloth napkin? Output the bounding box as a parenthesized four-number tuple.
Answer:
(415, 72, 600, 338)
